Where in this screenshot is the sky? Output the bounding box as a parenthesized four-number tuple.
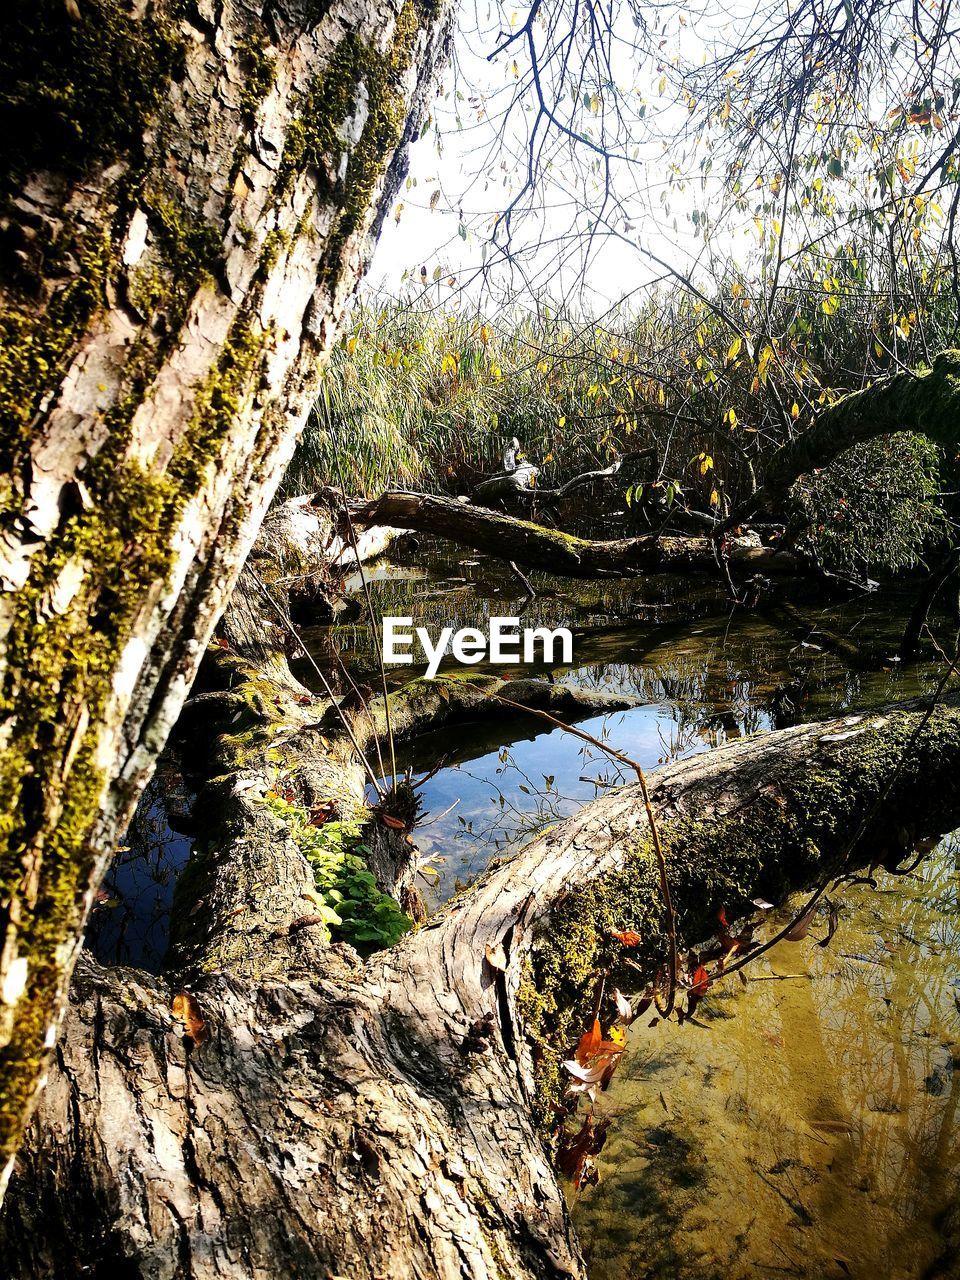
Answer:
(366, 1, 745, 313)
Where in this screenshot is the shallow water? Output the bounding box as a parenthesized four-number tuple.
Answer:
(367, 540, 948, 905)
(86, 762, 193, 971)
(573, 839, 960, 1280)
(94, 540, 960, 1276)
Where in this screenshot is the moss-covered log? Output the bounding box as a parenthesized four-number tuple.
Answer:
(4, 680, 960, 1277)
(349, 490, 803, 577)
(0, 0, 454, 1193)
(728, 349, 960, 525)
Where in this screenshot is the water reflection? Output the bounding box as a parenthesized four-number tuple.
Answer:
(86, 760, 193, 971)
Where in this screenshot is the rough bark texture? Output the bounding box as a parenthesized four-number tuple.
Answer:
(0, 0, 454, 1191)
(349, 490, 803, 578)
(4, 678, 960, 1278)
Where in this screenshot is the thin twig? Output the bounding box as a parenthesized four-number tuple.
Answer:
(462, 682, 679, 1014)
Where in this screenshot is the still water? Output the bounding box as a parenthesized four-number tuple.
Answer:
(98, 538, 960, 1276)
(574, 843, 960, 1280)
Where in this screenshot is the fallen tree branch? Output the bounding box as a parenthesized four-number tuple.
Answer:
(349, 490, 803, 579)
(725, 349, 960, 529)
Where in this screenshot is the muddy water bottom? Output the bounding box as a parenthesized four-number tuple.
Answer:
(573, 838, 960, 1280)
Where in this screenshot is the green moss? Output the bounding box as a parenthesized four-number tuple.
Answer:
(262, 793, 412, 951)
(169, 317, 268, 490)
(259, 228, 290, 276)
(0, 302, 268, 1166)
(141, 189, 222, 292)
(236, 31, 277, 120)
(0, 0, 185, 193)
(517, 705, 960, 1125)
(278, 1, 420, 272)
(0, 229, 112, 464)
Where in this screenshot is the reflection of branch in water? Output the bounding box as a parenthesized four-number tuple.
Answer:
(87, 768, 193, 971)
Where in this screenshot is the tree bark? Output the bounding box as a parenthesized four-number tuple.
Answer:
(727, 349, 960, 526)
(349, 490, 803, 578)
(0, 0, 454, 1193)
(4, 656, 960, 1276)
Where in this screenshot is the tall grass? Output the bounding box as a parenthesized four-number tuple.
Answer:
(282, 250, 958, 574)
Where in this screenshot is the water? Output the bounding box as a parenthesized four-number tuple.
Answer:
(95, 538, 960, 1274)
(573, 839, 960, 1280)
(85, 758, 193, 971)
(363, 540, 947, 906)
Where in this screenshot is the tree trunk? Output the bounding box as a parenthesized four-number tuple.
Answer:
(4, 626, 960, 1277)
(727, 349, 960, 525)
(0, 0, 454, 1194)
(349, 490, 803, 578)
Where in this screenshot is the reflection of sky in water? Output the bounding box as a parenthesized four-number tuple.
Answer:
(406, 693, 776, 906)
(93, 538, 952, 973)
(86, 781, 192, 972)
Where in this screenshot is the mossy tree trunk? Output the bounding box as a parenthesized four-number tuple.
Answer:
(3, 638, 960, 1276)
(348, 490, 804, 576)
(0, 0, 453, 1195)
(727, 349, 960, 525)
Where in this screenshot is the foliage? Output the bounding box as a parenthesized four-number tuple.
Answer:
(263, 792, 411, 950)
(794, 433, 950, 576)
(285, 252, 959, 572)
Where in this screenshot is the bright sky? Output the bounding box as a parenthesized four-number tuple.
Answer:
(367, 2, 748, 313)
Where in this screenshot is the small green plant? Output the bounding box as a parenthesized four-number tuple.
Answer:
(263, 791, 411, 950)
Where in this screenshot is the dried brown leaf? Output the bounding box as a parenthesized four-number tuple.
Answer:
(171, 991, 208, 1046)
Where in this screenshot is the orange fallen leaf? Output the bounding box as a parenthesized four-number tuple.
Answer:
(689, 964, 710, 998)
(484, 941, 508, 972)
(609, 929, 642, 947)
(172, 991, 208, 1046)
(575, 1018, 602, 1066)
(381, 814, 406, 831)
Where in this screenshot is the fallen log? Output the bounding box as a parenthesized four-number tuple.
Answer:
(3, 663, 960, 1276)
(349, 490, 803, 578)
(726, 349, 960, 527)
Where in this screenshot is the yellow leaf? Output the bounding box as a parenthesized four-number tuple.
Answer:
(726, 336, 743, 362)
(709, 488, 720, 507)
(791, 402, 800, 420)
